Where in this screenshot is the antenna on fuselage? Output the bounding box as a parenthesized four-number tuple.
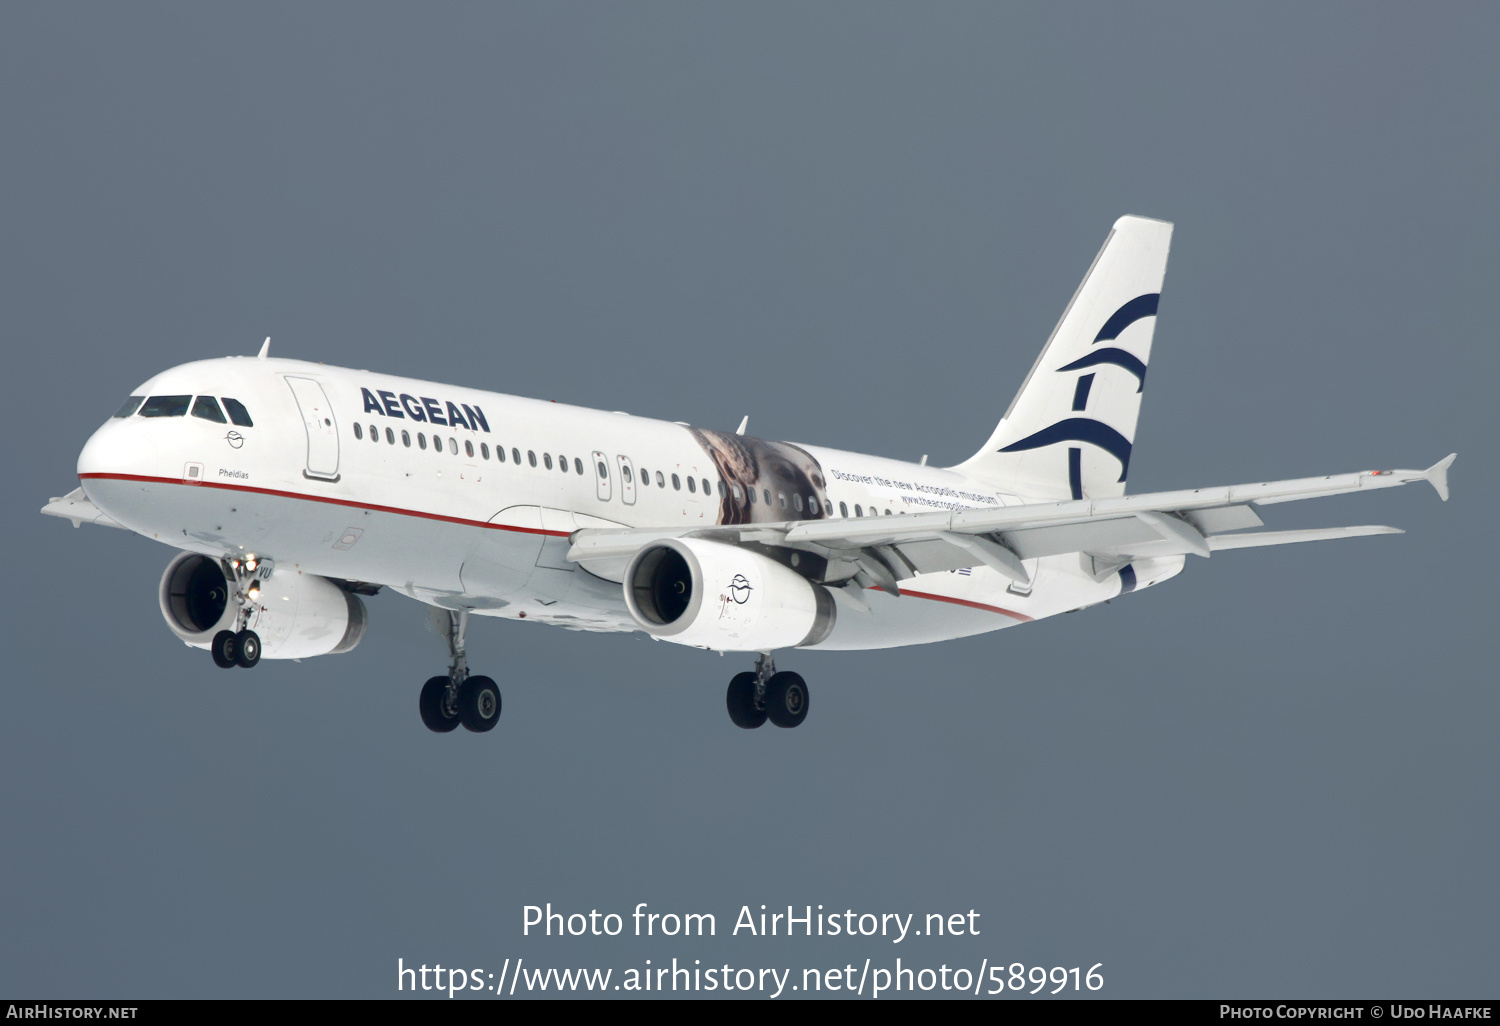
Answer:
(735, 415, 748, 436)
(257, 337, 270, 360)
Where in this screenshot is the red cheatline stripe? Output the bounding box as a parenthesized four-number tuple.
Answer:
(870, 586, 1033, 622)
(78, 472, 570, 536)
(81, 472, 1034, 621)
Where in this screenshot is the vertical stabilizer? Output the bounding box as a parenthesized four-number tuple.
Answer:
(955, 216, 1172, 500)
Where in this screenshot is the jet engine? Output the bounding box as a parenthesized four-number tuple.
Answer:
(622, 538, 836, 651)
(158, 552, 368, 660)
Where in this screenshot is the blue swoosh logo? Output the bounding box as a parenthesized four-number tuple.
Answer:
(1057, 348, 1147, 392)
(1093, 293, 1159, 343)
(999, 418, 1132, 482)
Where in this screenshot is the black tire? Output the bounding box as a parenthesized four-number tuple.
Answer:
(459, 675, 502, 733)
(725, 671, 767, 729)
(766, 671, 809, 728)
(234, 629, 261, 668)
(211, 630, 238, 669)
(419, 675, 462, 733)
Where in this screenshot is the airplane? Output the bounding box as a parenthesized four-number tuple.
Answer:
(42, 216, 1455, 734)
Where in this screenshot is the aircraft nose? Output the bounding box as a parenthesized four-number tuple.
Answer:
(77, 418, 157, 482)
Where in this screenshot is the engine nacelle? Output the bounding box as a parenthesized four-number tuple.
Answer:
(158, 552, 368, 660)
(623, 538, 836, 651)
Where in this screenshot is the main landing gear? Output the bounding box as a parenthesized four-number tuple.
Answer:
(726, 654, 809, 730)
(210, 556, 271, 670)
(419, 610, 502, 734)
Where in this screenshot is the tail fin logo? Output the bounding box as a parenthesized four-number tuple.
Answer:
(997, 293, 1159, 499)
(999, 418, 1134, 481)
(1093, 293, 1159, 342)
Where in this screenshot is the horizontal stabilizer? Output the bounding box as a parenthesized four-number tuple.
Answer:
(1206, 525, 1403, 551)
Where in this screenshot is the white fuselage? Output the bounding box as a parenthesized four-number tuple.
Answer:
(76, 357, 1184, 651)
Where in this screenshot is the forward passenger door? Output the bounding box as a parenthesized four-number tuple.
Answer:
(284, 377, 340, 481)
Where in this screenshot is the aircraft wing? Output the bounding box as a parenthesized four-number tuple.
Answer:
(568, 454, 1455, 592)
(40, 487, 127, 530)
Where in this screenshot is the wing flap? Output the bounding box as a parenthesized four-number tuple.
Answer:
(1206, 526, 1403, 550)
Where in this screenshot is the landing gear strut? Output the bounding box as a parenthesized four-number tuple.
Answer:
(419, 609, 501, 734)
(726, 654, 809, 729)
(211, 555, 270, 670)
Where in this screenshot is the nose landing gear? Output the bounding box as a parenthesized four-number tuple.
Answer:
(210, 556, 271, 670)
(419, 610, 502, 734)
(726, 654, 809, 729)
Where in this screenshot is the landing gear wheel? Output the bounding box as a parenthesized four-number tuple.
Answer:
(726, 671, 767, 729)
(234, 630, 261, 668)
(211, 630, 238, 669)
(766, 671, 809, 728)
(459, 676, 502, 733)
(419, 675, 461, 733)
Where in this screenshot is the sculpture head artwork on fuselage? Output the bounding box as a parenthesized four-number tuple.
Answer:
(44, 217, 1455, 734)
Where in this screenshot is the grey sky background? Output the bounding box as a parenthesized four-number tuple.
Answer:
(2, 2, 1495, 999)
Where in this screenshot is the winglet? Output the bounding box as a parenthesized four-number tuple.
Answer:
(735, 415, 748, 436)
(257, 337, 271, 360)
(1424, 453, 1456, 501)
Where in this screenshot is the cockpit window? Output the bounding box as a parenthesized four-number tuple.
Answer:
(114, 396, 145, 418)
(191, 396, 227, 423)
(221, 398, 253, 427)
(139, 395, 191, 417)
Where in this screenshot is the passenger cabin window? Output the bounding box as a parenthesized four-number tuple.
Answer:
(543, 453, 553, 470)
(369, 423, 378, 441)
(139, 395, 191, 418)
(575, 458, 584, 475)
(762, 488, 771, 505)
(747, 487, 756, 505)
(221, 398, 253, 427)
(671, 474, 681, 491)
(418, 433, 427, 450)
(597, 461, 608, 479)
(656, 471, 665, 487)
(778, 493, 787, 509)
(479, 443, 488, 460)
(623, 466, 634, 484)
(465, 440, 474, 458)
(528, 451, 537, 467)
(687, 477, 696, 493)
(191, 396, 227, 423)
(114, 396, 145, 418)
(840, 501, 848, 517)
(353, 423, 363, 440)
(701, 478, 710, 495)
(639, 467, 649, 486)
(402, 430, 411, 447)
(854, 504, 863, 517)
(385, 427, 395, 444)
(792, 493, 803, 512)
(449, 437, 457, 455)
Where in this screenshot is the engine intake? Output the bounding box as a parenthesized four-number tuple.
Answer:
(623, 538, 835, 651)
(158, 552, 368, 659)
